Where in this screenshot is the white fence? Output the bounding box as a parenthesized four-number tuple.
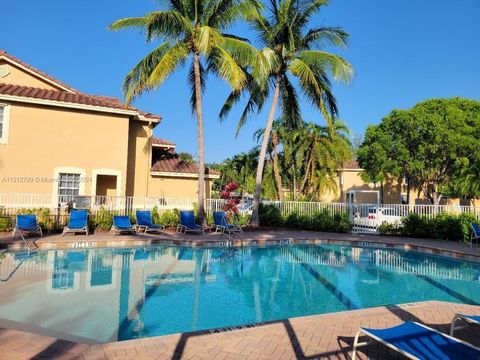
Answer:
(2, 193, 480, 234)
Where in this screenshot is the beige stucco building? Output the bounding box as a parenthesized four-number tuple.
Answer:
(0, 51, 218, 206)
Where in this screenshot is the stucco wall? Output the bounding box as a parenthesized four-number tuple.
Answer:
(0, 102, 130, 198)
(0, 60, 65, 91)
(126, 121, 151, 197)
(148, 176, 213, 199)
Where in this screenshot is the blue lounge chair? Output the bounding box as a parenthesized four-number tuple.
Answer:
(13, 215, 42, 249)
(352, 321, 480, 360)
(213, 211, 243, 237)
(62, 210, 89, 236)
(176, 211, 204, 234)
(111, 216, 137, 236)
(450, 314, 480, 336)
(136, 210, 164, 233)
(470, 224, 480, 247)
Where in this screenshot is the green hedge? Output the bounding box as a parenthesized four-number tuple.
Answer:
(378, 212, 477, 242)
(259, 204, 352, 233)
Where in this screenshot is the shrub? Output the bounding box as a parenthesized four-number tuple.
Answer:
(0, 217, 11, 231)
(95, 207, 115, 230)
(15, 208, 56, 230)
(259, 204, 283, 227)
(393, 212, 477, 243)
(158, 209, 180, 228)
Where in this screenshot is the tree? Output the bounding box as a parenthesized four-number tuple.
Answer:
(297, 120, 351, 200)
(220, 0, 353, 225)
(358, 98, 480, 204)
(178, 152, 196, 164)
(109, 0, 265, 225)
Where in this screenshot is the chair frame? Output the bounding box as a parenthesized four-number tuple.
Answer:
(135, 211, 165, 234)
(176, 211, 205, 234)
(213, 211, 243, 238)
(62, 210, 89, 237)
(12, 215, 42, 251)
(470, 223, 480, 247)
(111, 216, 138, 236)
(352, 321, 480, 360)
(450, 314, 480, 336)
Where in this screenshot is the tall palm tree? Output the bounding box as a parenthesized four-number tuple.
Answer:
(109, 0, 266, 225)
(220, 0, 353, 225)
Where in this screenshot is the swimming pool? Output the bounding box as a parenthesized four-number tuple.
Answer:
(0, 244, 478, 343)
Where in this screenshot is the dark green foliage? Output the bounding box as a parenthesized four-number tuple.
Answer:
(0, 217, 11, 231)
(158, 209, 180, 228)
(380, 212, 477, 243)
(259, 204, 352, 232)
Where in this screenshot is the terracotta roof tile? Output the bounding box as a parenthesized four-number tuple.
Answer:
(0, 83, 161, 120)
(151, 151, 219, 175)
(342, 160, 361, 170)
(152, 137, 176, 146)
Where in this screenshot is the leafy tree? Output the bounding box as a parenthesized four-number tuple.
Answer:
(220, 0, 353, 225)
(109, 0, 266, 224)
(358, 98, 480, 204)
(178, 152, 196, 164)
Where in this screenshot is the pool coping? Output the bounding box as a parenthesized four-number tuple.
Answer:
(1, 232, 480, 263)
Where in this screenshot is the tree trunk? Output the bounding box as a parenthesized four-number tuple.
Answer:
(251, 75, 281, 227)
(292, 159, 297, 201)
(193, 52, 206, 226)
(272, 131, 284, 201)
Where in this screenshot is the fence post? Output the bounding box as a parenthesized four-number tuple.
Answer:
(56, 203, 60, 230)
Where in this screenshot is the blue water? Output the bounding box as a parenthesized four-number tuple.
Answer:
(0, 244, 478, 343)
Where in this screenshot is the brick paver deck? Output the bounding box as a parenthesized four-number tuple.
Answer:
(0, 301, 479, 359)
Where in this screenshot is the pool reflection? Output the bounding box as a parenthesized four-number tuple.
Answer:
(0, 245, 478, 343)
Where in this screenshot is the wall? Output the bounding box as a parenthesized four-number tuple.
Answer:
(125, 121, 151, 197)
(0, 102, 130, 200)
(0, 60, 65, 91)
(148, 176, 213, 199)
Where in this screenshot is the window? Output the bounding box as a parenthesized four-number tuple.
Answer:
(0, 104, 9, 144)
(58, 173, 80, 202)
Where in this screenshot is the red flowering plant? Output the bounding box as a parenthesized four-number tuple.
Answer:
(220, 182, 240, 221)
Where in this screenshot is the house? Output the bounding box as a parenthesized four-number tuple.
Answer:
(0, 50, 218, 207)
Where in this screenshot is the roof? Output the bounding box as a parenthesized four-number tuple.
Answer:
(151, 151, 220, 176)
(0, 50, 160, 120)
(341, 160, 362, 170)
(0, 50, 79, 93)
(152, 137, 176, 147)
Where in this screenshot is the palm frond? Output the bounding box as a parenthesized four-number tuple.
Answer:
(302, 26, 349, 49)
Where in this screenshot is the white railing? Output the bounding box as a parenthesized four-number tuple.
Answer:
(0, 193, 195, 212)
(264, 201, 350, 217)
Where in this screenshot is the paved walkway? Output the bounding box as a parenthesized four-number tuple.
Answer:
(0, 301, 479, 359)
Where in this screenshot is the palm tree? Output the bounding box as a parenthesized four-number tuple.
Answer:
(109, 0, 266, 225)
(297, 120, 351, 200)
(220, 0, 353, 226)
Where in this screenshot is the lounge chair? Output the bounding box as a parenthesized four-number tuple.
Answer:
(352, 321, 480, 360)
(111, 215, 137, 236)
(213, 211, 243, 237)
(135, 210, 164, 233)
(450, 314, 480, 336)
(13, 215, 42, 249)
(470, 224, 480, 247)
(62, 210, 89, 236)
(176, 211, 204, 234)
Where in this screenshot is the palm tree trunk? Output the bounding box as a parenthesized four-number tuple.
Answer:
(193, 52, 206, 226)
(251, 75, 281, 227)
(272, 131, 284, 201)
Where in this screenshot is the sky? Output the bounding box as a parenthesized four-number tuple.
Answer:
(1, 0, 480, 162)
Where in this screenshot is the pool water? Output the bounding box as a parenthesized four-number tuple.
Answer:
(0, 244, 478, 343)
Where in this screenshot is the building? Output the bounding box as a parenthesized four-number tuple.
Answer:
(0, 50, 218, 207)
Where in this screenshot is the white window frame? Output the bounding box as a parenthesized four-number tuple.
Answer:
(52, 167, 86, 205)
(0, 103, 10, 144)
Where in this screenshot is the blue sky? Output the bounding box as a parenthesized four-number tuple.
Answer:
(2, 0, 479, 162)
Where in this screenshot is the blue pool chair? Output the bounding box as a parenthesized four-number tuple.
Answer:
(470, 224, 480, 247)
(136, 210, 164, 233)
(62, 210, 89, 236)
(111, 216, 137, 236)
(352, 321, 480, 360)
(176, 211, 204, 234)
(213, 211, 243, 237)
(13, 215, 42, 249)
(450, 314, 480, 336)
